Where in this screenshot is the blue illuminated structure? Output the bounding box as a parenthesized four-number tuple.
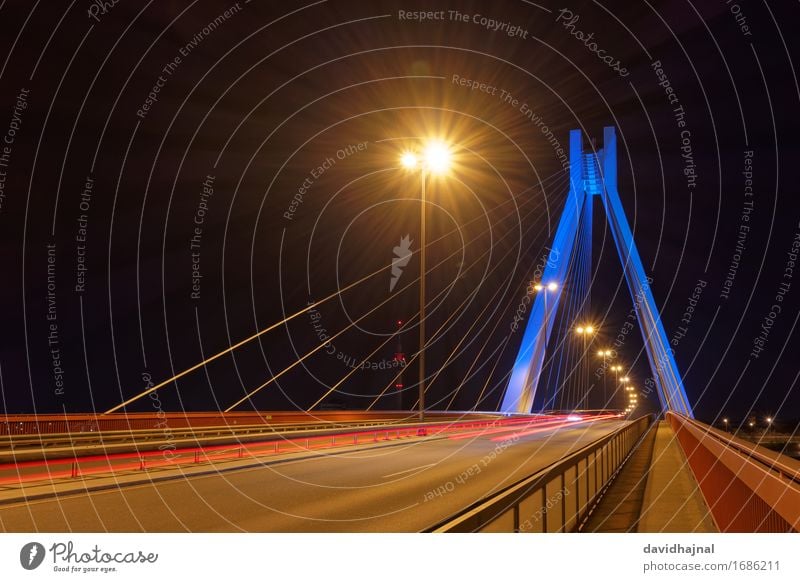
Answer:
(500, 127, 693, 417)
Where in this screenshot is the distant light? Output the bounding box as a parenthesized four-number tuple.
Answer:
(567, 414, 582, 421)
(749, 421, 755, 427)
(397, 320, 403, 326)
(400, 151, 418, 169)
(576, 326, 585, 334)
(534, 283, 543, 292)
(766, 417, 773, 423)
(722, 418, 729, 423)
(547, 282, 558, 292)
(621, 376, 629, 382)
(585, 326, 594, 334)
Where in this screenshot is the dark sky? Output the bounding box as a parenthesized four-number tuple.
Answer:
(0, 0, 797, 425)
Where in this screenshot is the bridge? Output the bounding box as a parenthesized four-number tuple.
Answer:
(1, 128, 798, 533)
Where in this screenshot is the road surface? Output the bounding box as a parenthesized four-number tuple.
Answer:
(0, 419, 628, 532)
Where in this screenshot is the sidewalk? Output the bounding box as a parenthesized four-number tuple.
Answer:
(637, 421, 717, 532)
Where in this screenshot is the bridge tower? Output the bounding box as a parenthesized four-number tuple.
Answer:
(501, 127, 693, 417)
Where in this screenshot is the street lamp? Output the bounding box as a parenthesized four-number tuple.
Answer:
(610, 364, 623, 406)
(533, 281, 558, 405)
(533, 281, 559, 360)
(597, 349, 612, 405)
(535, 281, 559, 293)
(400, 141, 452, 421)
(575, 324, 596, 409)
(722, 417, 729, 432)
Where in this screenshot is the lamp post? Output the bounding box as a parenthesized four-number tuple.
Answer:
(575, 325, 595, 410)
(534, 282, 559, 348)
(400, 142, 452, 421)
(597, 349, 612, 407)
(534, 282, 558, 406)
(620, 376, 630, 412)
(610, 364, 622, 410)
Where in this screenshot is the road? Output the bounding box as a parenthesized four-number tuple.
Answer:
(0, 419, 628, 532)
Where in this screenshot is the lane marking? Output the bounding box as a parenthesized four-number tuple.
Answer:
(382, 463, 436, 478)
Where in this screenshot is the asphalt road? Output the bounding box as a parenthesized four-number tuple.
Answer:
(0, 419, 628, 532)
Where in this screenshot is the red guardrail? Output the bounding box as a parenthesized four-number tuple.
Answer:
(0, 410, 496, 436)
(667, 412, 800, 532)
(0, 415, 567, 486)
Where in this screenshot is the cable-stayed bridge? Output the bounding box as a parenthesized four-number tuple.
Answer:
(1, 129, 797, 533)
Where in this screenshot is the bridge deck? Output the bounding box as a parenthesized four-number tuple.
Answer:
(0, 419, 627, 532)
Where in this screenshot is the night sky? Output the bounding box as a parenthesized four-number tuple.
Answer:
(0, 1, 797, 426)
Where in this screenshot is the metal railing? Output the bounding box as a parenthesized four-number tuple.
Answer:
(667, 412, 800, 532)
(428, 415, 653, 532)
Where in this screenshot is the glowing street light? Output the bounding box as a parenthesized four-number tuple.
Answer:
(400, 140, 454, 421)
(423, 141, 452, 174)
(609, 364, 624, 405)
(400, 152, 418, 169)
(534, 281, 558, 293)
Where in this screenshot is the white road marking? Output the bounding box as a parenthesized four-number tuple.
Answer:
(382, 463, 436, 478)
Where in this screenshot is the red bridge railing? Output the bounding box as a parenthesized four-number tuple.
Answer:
(0, 410, 497, 436)
(667, 412, 800, 532)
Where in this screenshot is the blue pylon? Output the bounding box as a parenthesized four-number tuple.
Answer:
(500, 127, 693, 417)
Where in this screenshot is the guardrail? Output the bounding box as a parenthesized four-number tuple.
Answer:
(0, 410, 498, 436)
(666, 412, 800, 532)
(0, 415, 565, 485)
(427, 415, 653, 532)
(0, 415, 545, 464)
(1, 420, 430, 452)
